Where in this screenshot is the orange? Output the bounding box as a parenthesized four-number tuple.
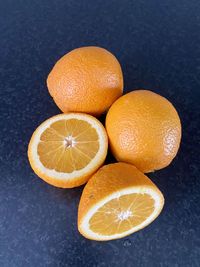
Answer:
(28, 113, 108, 188)
(78, 162, 164, 241)
(47, 46, 123, 116)
(106, 90, 181, 173)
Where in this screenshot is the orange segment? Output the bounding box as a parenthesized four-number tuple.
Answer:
(75, 142, 99, 158)
(78, 163, 164, 241)
(40, 127, 64, 141)
(28, 113, 108, 188)
(75, 127, 99, 142)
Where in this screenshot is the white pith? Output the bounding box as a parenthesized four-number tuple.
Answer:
(29, 113, 107, 181)
(117, 210, 133, 221)
(63, 135, 76, 148)
(79, 187, 164, 240)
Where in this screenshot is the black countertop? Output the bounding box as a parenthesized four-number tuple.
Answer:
(1, 1, 200, 266)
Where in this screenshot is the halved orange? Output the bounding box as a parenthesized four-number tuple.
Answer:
(28, 113, 108, 188)
(78, 163, 164, 241)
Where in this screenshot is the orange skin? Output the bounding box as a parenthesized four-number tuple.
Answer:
(106, 90, 182, 173)
(47, 46, 123, 116)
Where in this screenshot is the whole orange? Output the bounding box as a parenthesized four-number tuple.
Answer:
(106, 90, 181, 173)
(47, 46, 123, 116)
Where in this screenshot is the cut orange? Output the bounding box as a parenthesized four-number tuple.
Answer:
(78, 163, 164, 241)
(28, 113, 108, 188)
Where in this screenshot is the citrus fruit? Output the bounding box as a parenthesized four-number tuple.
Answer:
(47, 46, 123, 116)
(106, 90, 181, 173)
(28, 113, 108, 188)
(78, 162, 164, 241)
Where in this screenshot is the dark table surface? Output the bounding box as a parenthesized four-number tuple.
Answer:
(1, 1, 200, 266)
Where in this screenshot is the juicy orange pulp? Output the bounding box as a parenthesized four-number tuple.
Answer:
(38, 119, 99, 172)
(90, 193, 154, 235)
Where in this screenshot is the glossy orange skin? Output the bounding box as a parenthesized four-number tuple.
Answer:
(47, 46, 123, 116)
(106, 90, 182, 173)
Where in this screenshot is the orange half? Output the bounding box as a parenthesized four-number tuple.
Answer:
(78, 163, 164, 240)
(28, 113, 108, 188)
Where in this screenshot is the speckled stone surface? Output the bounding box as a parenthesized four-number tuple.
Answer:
(0, 1, 200, 266)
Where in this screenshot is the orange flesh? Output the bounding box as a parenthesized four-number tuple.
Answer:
(37, 119, 99, 172)
(89, 193, 154, 235)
